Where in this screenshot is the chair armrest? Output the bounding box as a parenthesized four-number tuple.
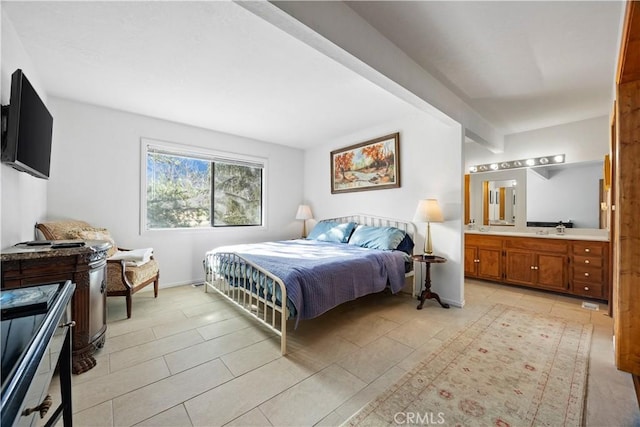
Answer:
(106, 259, 133, 289)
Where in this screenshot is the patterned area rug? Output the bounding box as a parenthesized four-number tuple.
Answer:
(346, 304, 592, 427)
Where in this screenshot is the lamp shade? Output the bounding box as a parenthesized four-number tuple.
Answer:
(413, 199, 444, 223)
(295, 204, 313, 220)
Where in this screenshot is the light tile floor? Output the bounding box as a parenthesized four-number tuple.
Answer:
(51, 279, 640, 426)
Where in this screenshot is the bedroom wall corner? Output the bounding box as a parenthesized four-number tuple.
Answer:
(302, 111, 465, 308)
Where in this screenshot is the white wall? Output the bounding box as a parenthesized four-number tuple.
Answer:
(303, 111, 465, 307)
(465, 115, 609, 168)
(46, 97, 304, 287)
(1, 13, 49, 248)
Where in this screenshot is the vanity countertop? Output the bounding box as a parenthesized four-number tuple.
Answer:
(464, 229, 609, 242)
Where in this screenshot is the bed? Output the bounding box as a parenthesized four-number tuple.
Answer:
(203, 214, 416, 355)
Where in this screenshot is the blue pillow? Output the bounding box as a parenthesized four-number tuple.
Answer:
(307, 221, 356, 243)
(396, 233, 415, 255)
(347, 225, 406, 250)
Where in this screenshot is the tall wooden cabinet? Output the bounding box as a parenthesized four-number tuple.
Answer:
(612, 0, 640, 390)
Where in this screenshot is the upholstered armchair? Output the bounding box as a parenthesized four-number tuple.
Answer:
(36, 220, 159, 318)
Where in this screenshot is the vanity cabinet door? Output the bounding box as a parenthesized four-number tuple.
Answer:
(504, 249, 568, 290)
(464, 246, 479, 277)
(465, 234, 503, 281)
(504, 249, 536, 286)
(477, 247, 502, 281)
(536, 253, 568, 291)
(465, 245, 503, 280)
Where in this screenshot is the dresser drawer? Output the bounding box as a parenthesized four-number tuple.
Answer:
(572, 242, 604, 256)
(573, 266, 603, 283)
(573, 255, 603, 267)
(572, 281, 604, 298)
(505, 237, 568, 254)
(17, 352, 52, 427)
(16, 306, 71, 427)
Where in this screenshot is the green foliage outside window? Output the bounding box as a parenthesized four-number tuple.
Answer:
(146, 151, 262, 229)
(213, 163, 262, 226)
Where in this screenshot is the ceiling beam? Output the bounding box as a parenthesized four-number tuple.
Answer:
(238, 0, 504, 153)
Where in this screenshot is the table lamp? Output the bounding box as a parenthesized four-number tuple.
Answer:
(295, 204, 313, 238)
(413, 199, 444, 254)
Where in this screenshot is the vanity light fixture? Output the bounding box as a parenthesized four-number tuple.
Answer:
(468, 154, 565, 173)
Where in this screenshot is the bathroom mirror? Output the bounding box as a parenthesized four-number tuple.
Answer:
(467, 161, 604, 229)
(483, 179, 516, 226)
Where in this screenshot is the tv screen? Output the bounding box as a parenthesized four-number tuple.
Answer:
(1, 69, 53, 179)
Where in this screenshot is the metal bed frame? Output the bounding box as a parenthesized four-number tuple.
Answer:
(203, 214, 417, 355)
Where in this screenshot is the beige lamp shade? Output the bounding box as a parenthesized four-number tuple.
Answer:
(413, 199, 444, 254)
(295, 204, 313, 238)
(413, 199, 444, 223)
(295, 205, 313, 220)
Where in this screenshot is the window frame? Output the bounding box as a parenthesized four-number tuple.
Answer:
(140, 137, 268, 234)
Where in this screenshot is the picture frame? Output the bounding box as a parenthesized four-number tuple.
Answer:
(330, 132, 400, 194)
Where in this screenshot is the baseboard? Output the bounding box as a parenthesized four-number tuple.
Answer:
(135, 279, 202, 292)
(442, 297, 465, 308)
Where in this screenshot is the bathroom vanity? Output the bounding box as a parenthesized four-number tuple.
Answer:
(465, 231, 609, 301)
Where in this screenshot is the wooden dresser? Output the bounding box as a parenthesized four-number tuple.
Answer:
(465, 233, 609, 301)
(1, 241, 111, 374)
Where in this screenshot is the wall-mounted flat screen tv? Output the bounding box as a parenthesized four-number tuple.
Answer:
(1, 69, 53, 179)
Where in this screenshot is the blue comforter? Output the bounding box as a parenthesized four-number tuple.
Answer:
(209, 239, 407, 322)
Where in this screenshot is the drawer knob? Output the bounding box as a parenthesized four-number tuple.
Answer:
(584, 286, 590, 291)
(60, 321, 76, 328)
(584, 260, 590, 264)
(530, 266, 535, 270)
(584, 272, 590, 277)
(22, 394, 52, 419)
(585, 248, 590, 253)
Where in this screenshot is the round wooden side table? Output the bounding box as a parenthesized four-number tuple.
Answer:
(412, 254, 450, 310)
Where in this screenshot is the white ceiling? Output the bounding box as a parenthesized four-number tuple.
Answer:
(2, 1, 624, 148)
(347, 1, 623, 135)
(2, 1, 418, 148)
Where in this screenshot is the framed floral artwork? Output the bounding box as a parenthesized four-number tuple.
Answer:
(330, 132, 400, 194)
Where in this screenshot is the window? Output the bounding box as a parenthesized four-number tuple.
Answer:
(142, 140, 264, 230)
